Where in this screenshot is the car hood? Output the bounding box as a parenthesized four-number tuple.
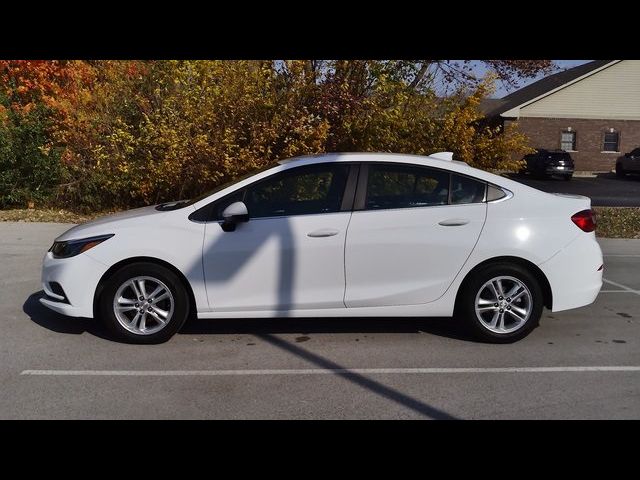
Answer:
(56, 205, 186, 241)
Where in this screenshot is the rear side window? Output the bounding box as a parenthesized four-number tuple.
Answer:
(450, 174, 486, 204)
(365, 164, 449, 210)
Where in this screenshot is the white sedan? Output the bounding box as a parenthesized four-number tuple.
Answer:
(40, 152, 603, 343)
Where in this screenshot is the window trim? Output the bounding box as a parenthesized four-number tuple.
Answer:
(189, 162, 357, 223)
(189, 160, 507, 222)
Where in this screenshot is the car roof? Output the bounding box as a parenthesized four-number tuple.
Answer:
(535, 149, 570, 154)
(278, 152, 474, 174)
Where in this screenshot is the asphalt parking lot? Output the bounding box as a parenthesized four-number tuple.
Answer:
(1, 222, 639, 419)
(506, 172, 640, 207)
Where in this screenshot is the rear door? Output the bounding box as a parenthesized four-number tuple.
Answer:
(344, 163, 487, 307)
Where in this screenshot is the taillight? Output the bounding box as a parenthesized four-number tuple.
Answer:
(571, 209, 596, 232)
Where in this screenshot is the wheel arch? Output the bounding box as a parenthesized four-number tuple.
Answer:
(93, 256, 197, 320)
(455, 256, 553, 310)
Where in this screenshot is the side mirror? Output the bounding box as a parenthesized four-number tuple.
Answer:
(221, 201, 249, 232)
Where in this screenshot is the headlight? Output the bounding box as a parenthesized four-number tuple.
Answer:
(49, 234, 114, 259)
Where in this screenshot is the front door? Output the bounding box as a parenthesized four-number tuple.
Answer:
(344, 163, 487, 307)
(202, 163, 355, 312)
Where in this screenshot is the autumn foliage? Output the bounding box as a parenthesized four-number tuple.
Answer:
(0, 60, 546, 211)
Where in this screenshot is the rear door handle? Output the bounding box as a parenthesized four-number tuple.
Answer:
(307, 228, 340, 238)
(438, 218, 470, 227)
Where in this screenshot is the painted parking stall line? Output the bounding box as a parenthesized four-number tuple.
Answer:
(603, 278, 640, 295)
(20, 366, 640, 377)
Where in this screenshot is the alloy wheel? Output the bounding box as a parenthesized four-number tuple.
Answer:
(112, 276, 175, 335)
(474, 275, 532, 334)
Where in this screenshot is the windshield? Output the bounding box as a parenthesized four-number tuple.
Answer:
(155, 163, 279, 211)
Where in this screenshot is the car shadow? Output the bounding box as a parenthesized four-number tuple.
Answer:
(180, 315, 477, 341)
(23, 291, 113, 340)
(26, 291, 477, 342)
(596, 172, 640, 181)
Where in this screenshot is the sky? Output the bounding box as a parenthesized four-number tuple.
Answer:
(489, 60, 591, 98)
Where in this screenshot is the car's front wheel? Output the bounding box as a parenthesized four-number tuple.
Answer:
(98, 262, 190, 344)
(457, 263, 543, 343)
(616, 162, 626, 178)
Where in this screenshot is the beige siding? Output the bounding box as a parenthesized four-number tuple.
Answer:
(518, 61, 640, 120)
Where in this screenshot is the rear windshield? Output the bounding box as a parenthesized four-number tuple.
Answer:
(550, 152, 572, 161)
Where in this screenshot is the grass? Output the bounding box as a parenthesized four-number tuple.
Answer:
(594, 207, 640, 239)
(0, 208, 103, 224)
(2, 206, 640, 239)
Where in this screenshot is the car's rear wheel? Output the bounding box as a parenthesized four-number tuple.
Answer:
(616, 162, 626, 178)
(457, 263, 543, 343)
(562, 174, 572, 181)
(98, 262, 189, 344)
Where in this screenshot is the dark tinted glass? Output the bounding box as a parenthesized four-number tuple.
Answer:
(631, 148, 640, 157)
(450, 174, 486, 204)
(604, 131, 619, 152)
(549, 152, 572, 162)
(365, 164, 449, 210)
(244, 164, 350, 218)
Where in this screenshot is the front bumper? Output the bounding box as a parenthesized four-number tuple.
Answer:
(40, 250, 109, 318)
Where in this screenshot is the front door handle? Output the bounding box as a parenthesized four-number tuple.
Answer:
(307, 228, 340, 238)
(438, 218, 470, 227)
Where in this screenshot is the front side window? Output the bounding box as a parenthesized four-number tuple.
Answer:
(244, 163, 350, 218)
(365, 164, 449, 210)
(560, 131, 576, 151)
(603, 130, 619, 152)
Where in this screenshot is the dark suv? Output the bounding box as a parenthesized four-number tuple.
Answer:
(522, 149, 575, 181)
(616, 147, 640, 177)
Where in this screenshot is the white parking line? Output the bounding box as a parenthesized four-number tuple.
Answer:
(603, 255, 640, 258)
(603, 278, 640, 295)
(19, 366, 640, 377)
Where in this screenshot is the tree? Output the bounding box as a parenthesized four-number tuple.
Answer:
(0, 59, 554, 211)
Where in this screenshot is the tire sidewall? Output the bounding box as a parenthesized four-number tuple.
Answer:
(99, 262, 189, 344)
(459, 263, 543, 343)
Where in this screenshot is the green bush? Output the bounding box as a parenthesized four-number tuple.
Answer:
(0, 101, 62, 209)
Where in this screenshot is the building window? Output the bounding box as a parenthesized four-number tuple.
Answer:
(603, 130, 619, 152)
(560, 131, 576, 151)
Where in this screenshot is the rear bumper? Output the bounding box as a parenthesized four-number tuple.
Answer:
(545, 166, 574, 175)
(538, 233, 603, 312)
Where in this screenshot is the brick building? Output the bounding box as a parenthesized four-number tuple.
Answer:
(483, 60, 640, 172)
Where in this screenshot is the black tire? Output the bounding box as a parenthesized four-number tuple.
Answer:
(98, 262, 190, 344)
(562, 174, 572, 181)
(456, 263, 543, 343)
(616, 162, 626, 178)
(535, 169, 549, 180)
